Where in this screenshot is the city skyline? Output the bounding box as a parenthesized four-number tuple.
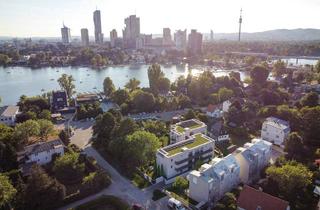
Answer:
(1, 0, 320, 37)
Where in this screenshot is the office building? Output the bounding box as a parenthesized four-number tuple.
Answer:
(81, 28, 89, 46)
(188, 29, 203, 54)
(61, 24, 71, 44)
(93, 10, 103, 44)
(110, 29, 118, 48)
(123, 15, 140, 48)
(174, 29, 187, 51)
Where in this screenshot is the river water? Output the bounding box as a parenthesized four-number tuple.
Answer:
(0, 65, 248, 105)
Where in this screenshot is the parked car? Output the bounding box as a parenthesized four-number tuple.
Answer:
(167, 198, 186, 210)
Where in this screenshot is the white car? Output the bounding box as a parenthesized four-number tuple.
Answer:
(167, 198, 186, 210)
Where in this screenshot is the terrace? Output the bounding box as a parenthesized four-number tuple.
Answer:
(163, 134, 211, 157)
(173, 119, 204, 134)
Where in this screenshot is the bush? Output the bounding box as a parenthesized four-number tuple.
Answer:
(152, 189, 166, 201)
(81, 171, 111, 194)
(73, 195, 130, 210)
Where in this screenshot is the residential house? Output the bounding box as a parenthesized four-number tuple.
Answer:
(206, 104, 223, 118)
(188, 154, 240, 203)
(234, 139, 272, 184)
(156, 133, 214, 181)
(261, 117, 290, 146)
(209, 120, 229, 143)
(170, 119, 207, 143)
(18, 139, 65, 166)
(0, 105, 19, 126)
(237, 185, 290, 210)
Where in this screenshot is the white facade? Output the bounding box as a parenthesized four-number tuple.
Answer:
(156, 134, 215, 180)
(261, 117, 290, 146)
(0, 106, 19, 126)
(170, 119, 207, 143)
(188, 154, 240, 203)
(206, 109, 223, 118)
(188, 138, 272, 204)
(222, 100, 232, 113)
(234, 139, 272, 184)
(20, 139, 65, 165)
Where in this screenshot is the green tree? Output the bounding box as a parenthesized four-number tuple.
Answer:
(158, 77, 171, 93)
(172, 176, 189, 194)
(93, 112, 116, 145)
(273, 59, 287, 77)
(125, 78, 140, 92)
(315, 59, 320, 73)
(103, 77, 115, 98)
(177, 94, 192, 108)
(14, 120, 40, 144)
(148, 64, 165, 93)
(218, 87, 234, 102)
(57, 74, 75, 98)
(300, 91, 319, 107)
(142, 120, 168, 137)
(53, 152, 85, 184)
(38, 109, 51, 120)
(37, 119, 54, 140)
(266, 161, 312, 200)
(250, 65, 269, 84)
(0, 54, 10, 66)
(112, 88, 130, 105)
(124, 131, 160, 172)
(300, 106, 320, 146)
(132, 90, 155, 112)
(284, 132, 304, 160)
(25, 165, 65, 210)
(0, 173, 17, 208)
(115, 118, 138, 138)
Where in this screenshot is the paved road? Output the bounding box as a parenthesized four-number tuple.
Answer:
(58, 121, 167, 210)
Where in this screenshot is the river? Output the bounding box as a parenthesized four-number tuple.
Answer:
(0, 65, 248, 105)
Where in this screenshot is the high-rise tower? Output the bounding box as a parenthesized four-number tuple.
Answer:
(93, 10, 103, 44)
(61, 23, 71, 44)
(238, 8, 243, 42)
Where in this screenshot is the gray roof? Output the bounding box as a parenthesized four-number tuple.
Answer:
(0, 106, 19, 117)
(22, 139, 64, 156)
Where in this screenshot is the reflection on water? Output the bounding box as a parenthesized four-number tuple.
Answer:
(0, 65, 247, 105)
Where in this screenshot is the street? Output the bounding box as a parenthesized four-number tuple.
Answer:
(58, 120, 169, 210)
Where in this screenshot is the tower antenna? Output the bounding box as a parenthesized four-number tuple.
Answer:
(238, 8, 243, 42)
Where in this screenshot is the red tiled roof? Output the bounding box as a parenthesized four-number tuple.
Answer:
(207, 104, 216, 112)
(237, 185, 289, 210)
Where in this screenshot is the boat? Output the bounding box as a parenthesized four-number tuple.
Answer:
(50, 78, 54, 81)
(41, 88, 45, 92)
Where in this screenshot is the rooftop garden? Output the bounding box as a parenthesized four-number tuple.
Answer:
(175, 119, 203, 133)
(166, 134, 209, 156)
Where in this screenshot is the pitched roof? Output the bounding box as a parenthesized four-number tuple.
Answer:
(0, 106, 19, 117)
(22, 139, 64, 156)
(237, 185, 289, 210)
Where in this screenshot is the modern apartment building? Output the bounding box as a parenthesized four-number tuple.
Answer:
(81, 28, 89, 46)
(93, 10, 103, 44)
(188, 154, 240, 203)
(156, 133, 215, 180)
(261, 117, 290, 146)
(61, 24, 71, 44)
(170, 119, 207, 143)
(188, 139, 272, 204)
(163, 28, 173, 46)
(234, 139, 272, 184)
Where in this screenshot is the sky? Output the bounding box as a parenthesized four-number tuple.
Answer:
(0, 0, 320, 37)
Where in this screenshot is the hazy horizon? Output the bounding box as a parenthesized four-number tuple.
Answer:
(1, 0, 320, 37)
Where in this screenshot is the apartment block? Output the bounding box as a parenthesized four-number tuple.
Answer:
(188, 154, 240, 203)
(156, 134, 215, 180)
(170, 119, 207, 143)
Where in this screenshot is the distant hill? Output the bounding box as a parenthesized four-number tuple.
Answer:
(207, 29, 320, 41)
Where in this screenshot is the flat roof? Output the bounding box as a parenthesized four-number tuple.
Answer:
(174, 119, 204, 134)
(164, 134, 210, 156)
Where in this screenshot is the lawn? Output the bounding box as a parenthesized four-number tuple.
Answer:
(176, 126, 185, 133)
(166, 134, 209, 156)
